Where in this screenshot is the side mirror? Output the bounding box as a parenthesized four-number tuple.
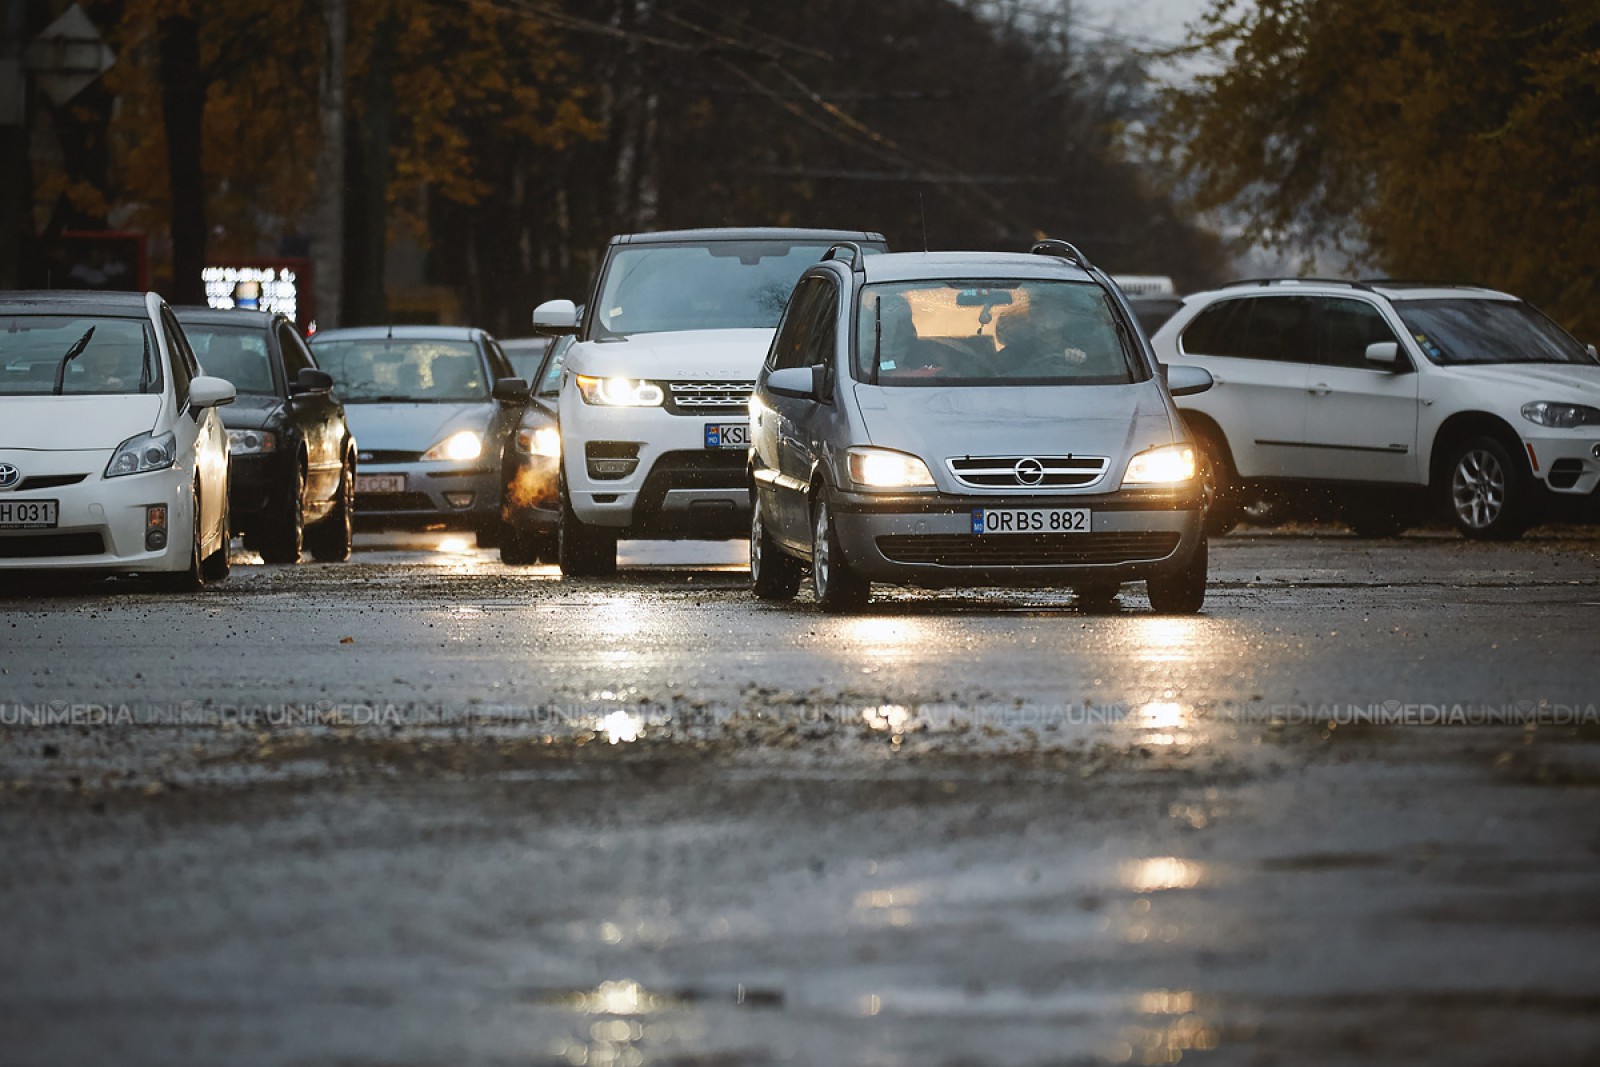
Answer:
(1365, 341, 1401, 368)
(189, 375, 237, 410)
(532, 299, 579, 336)
(290, 367, 335, 395)
(765, 366, 818, 401)
(493, 376, 531, 403)
(1163, 364, 1214, 397)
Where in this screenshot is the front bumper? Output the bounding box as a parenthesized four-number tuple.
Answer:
(0, 451, 197, 574)
(829, 485, 1205, 588)
(353, 460, 500, 529)
(503, 454, 560, 534)
(227, 451, 286, 522)
(1524, 432, 1600, 498)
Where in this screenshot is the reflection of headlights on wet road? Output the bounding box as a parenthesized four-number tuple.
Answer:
(1122, 444, 1196, 485)
(516, 425, 561, 457)
(422, 430, 483, 462)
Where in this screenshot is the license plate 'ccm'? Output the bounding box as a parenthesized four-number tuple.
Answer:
(704, 422, 749, 449)
(972, 507, 1091, 535)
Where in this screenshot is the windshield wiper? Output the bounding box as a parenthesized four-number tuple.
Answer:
(52, 326, 96, 395)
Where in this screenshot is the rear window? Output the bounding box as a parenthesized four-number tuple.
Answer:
(1393, 298, 1594, 366)
(853, 279, 1139, 387)
(311, 339, 489, 402)
(0, 314, 162, 396)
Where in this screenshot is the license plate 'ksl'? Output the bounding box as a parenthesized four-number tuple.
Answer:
(705, 422, 749, 449)
(972, 508, 1091, 535)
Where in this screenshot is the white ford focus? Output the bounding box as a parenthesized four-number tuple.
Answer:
(0, 291, 236, 590)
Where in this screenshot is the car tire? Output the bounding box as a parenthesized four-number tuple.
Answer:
(1075, 581, 1120, 612)
(750, 494, 801, 601)
(304, 456, 354, 563)
(155, 482, 206, 593)
(1146, 537, 1207, 614)
(557, 477, 617, 578)
(256, 462, 305, 564)
(500, 524, 540, 565)
(474, 521, 506, 550)
(201, 492, 231, 582)
(1191, 428, 1242, 536)
(810, 495, 869, 613)
(1446, 435, 1530, 541)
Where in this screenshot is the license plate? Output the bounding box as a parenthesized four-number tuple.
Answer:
(704, 422, 749, 449)
(0, 499, 58, 529)
(972, 507, 1090, 535)
(357, 474, 405, 494)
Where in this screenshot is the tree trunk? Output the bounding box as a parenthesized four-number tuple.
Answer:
(342, 11, 395, 326)
(157, 13, 205, 304)
(313, 0, 347, 331)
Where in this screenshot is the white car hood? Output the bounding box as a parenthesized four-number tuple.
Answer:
(565, 329, 775, 381)
(1, 395, 162, 452)
(852, 382, 1178, 468)
(344, 402, 492, 452)
(1437, 362, 1600, 398)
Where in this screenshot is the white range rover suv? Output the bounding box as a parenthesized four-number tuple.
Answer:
(1150, 279, 1600, 539)
(533, 227, 888, 576)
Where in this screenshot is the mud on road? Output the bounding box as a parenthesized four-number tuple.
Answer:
(2, 530, 1599, 1065)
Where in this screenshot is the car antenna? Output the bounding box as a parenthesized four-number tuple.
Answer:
(918, 193, 929, 253)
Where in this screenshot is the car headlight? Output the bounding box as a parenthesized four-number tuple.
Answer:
(846, 447, 936, 490)
(227, 429, 277, 455)
(1520, 401, 1600, 429)
(1123, 444, 1197, 485)
(575, 375, 664, 407)
(105, 431, 177, 479)
(422, 429, 484, 462)
(516, 425, 561, 457)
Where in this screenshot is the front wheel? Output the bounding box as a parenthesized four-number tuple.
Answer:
(305, 456, 354, 562)
(500, 523, 540, 565)
(155, 483, 206, 593)
(1446, 435, 1530, 540)
(557, 478, 618, 578)
(1192, 430, 1241, 536)
(1146, 538, 1207, 614)
(256, 463, 305, 564)
(810, 496, 869, 613)
(750, 493, 801, 601)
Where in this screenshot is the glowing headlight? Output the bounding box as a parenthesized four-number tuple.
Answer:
(575, 375, 664, 407)
(227, 429, 277, 455)
(846, 447, 936, 490)
(1521, 401, 1600, 428)
(105, 431, 177, 478)
(1123, 444, 1197, 485)
(422, 430, 484, 462)
(517, 425, 562, 457)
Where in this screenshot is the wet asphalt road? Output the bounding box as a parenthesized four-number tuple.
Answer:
(2, 528, 1599, 1066)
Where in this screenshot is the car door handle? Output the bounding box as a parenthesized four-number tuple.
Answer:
(1307, 383, 1332, 396)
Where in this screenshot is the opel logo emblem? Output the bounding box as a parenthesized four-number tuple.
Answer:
(1014, 457, 1045, 486)
(0, 463, 20, 490)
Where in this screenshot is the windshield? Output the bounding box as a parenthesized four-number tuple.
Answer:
(854, 279, 1138, 386)
(1393, 298, 1593, 366)
(311, 339, 489, 402)
(593, 241, 840, 337)
(186, 324, 276, 395)
(0, 314, 161, 396)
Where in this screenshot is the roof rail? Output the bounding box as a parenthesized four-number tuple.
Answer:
(822, 242, 867, 272)
(1223, 277, 1374, 291)
(1358, 278, 1477, 290)
(1030, 238, 1092, 270)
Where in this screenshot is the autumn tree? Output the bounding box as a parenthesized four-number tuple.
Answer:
(1156, 0, 1600, 336)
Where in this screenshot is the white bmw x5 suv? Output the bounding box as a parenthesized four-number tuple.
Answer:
(1150, 279, 1600, 539)
(533, 227, 887, 576)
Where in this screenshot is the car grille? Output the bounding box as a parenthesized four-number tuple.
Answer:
(0, 532, 106, 558)
(664, 381, 753, 416)
(357, 449, 423, 464)
(876, 531, 1180, 567)
(355, 491, 436, 512)
(947, 455, 1109, 490)
(16, 474, 89, 491)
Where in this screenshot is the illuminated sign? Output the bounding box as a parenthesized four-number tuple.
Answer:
(203, 265, 300, 323)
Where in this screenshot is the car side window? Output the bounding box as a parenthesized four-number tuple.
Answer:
(1319, 298, 1400, 369)
(1182, 296, 1318, 363)
(1180, 299, 1247, 357)
(486, 340, 514, 381)
(769, 278, 827, 371)
(279, 324, 313, 379)
(162, 310, 195, 402)
(799, 280, 839, 368)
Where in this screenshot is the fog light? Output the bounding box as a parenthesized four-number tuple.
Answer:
(443, 491, 475, 508)
(146, 529, 168, 550)
(145, 504, 169, 551)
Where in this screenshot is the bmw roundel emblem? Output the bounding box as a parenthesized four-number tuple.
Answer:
(0, 463, 20, 490)
(1013, 457, 1045, 486)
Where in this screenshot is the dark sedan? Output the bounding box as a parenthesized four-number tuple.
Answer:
(177, 308, 356, 563)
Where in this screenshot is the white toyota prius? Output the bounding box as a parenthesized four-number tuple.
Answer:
(0, 291, 236, 590)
